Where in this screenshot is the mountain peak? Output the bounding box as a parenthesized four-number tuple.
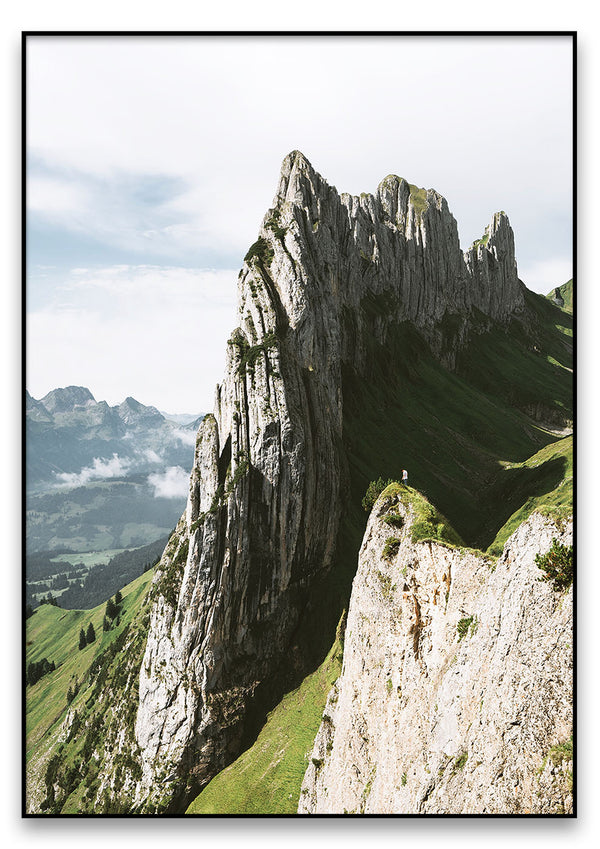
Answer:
(40, 385, 96, 414)
(284, 149, 315, 173)
(274, 150, 325, 207)
(120, 395, 142, 409)
(117, 396, 164, 426)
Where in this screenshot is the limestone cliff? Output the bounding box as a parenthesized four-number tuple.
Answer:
(298, 492, 573, 815)
(130, 152, 531, 810)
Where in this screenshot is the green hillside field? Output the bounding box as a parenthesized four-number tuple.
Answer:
(25, 568, 154, 814)
(546, 279, 573, 314)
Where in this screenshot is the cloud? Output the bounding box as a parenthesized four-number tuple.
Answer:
(54, 453, 131, 487)
(142, 449, 162, 464)
(172, 428, 197, 447)
(27, 264, 238, 411)
(148, 466, 190, 499)
(28, 175, 91, 217)
(26, 36, 572, 268)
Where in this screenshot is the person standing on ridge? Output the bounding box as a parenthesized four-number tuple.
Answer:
(402, 469, 408, 485)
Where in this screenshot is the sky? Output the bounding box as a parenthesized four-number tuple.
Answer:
(26, 34, 574, 413)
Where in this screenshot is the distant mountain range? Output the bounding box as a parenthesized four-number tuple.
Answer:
(25, 386, 203, 556)
(26, 386, 202, 493)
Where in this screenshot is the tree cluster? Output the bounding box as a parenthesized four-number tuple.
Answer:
(39, 593, 60, 607)
(26, 657, 56, 686)
(66, 677, 80, 705)
(362, 477, 395, 512)
(78, 622, 96, 650)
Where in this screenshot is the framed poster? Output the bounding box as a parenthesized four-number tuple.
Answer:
(24, 32, 574, 818)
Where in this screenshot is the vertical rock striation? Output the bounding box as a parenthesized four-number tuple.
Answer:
(298, 494, 572, 815)
(132, 151, 527, 810)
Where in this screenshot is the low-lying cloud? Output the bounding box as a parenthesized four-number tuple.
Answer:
(55, 453, 131, 487)
(148, 466, 189, 499)
(142, 448, 162, 464)
(172, 428, 197, 447)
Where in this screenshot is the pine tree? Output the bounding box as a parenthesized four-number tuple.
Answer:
(86, 622, 96, 644)
(114, 589, 122, 606)
(105, 597, 117, 620)
(102, 615, 110, 632)
(78, 628, 87, 650)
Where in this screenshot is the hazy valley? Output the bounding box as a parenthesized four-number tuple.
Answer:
(26, 387, 202, 610)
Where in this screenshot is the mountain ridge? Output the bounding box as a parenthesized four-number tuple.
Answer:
(26, 386, 203, 491)
(25, 386, 204, 566)
(130, 152, 570, 811)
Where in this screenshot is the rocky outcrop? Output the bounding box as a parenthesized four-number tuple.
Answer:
(464, 212, 522, 320)
(298, 493, 572, 815)
(131, 152, 529, 810)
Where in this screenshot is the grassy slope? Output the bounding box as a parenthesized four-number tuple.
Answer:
(379, 482, 464, 547)
(186, 627, 344, 815)
(25, 568, 154, 812)
(26, 569, 152, 752)
(343, 292, 572, 551)
(546, 279, 573, 314)
(486, 435, 573, 555)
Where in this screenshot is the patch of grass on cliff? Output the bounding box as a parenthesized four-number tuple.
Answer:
(185, 626, 344, 815)
(244, 236, 274, 267)
(548, 736, 573, 766)
(408, 183, 428, 217)
(456, 616, 474, 640)
(452, 752, 468, 773)
(485, 436, 572, 556)
(380, 483, 463, 547)
(538, 735, 573, 788)
(471, 228, 490, 250)
(230, 329, 279, 376)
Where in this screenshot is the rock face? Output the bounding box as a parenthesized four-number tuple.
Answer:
(298, 494, 573, 815)
(132, 151, 528, 810)
(464, 212, 522, 320)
